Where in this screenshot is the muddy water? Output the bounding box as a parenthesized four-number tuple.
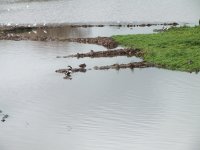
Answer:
(0, 0, 200, 24)
(0, 26, 200, 150)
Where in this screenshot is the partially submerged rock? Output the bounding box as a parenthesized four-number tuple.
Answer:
(0, 110, 9, 123)
(79, 63, 87, 68)
(56, 68, 87, 74)
(60, 49, 144, 58)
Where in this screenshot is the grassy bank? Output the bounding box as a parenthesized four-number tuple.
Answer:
(112, 26, 200, 72)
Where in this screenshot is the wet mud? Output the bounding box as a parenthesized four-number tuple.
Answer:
(58, 48, 144, 59)
(93, 61, 155, 70)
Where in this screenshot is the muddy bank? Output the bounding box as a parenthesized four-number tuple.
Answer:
(0, 35, 117, 50)
(0, 26, 55, 41)
(58, 48, 144, 58)
(0, 110, 9, 122)
(70, 22, 179, 28)
(67, 37, 118, 49)
(0, 33, 54, 41)
(94, 61, 155, 70)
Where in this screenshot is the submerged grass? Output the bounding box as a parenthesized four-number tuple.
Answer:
(112, 26, 200, 72)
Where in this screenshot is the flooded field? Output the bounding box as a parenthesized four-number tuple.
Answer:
(0, 26, 200, 150)
(0, 0, 200, 24)
(0, 1, 200, 150)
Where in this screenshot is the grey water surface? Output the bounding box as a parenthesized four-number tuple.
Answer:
(0, 1, 200, 150)
(0, 0, 200, 24)
(0, 26, 200, 150)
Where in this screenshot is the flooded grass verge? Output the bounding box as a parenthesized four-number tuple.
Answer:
(113, 26, 200, 73)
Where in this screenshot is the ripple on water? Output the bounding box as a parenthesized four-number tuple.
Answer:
(0, 25, 200, 150)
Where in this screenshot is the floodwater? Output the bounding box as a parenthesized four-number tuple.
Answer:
(0, 1, 200, 150)
(0, 26, 200, 150)
(0, 0, 200, 24)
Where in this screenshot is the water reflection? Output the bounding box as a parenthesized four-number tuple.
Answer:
(20, 25, 158, 39)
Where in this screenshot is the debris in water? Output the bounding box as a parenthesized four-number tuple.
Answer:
(93, 62, 155, 70)
(79, 63, 86, 69)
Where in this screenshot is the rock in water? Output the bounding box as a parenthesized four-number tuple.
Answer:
(79, 63, 86, 68)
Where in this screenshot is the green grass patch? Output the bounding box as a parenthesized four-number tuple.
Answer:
(112, 26, 200, 72)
